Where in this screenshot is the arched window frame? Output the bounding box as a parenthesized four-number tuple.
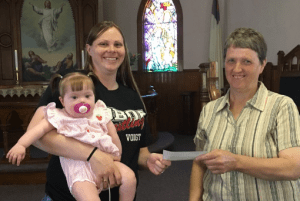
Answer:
(137, 0, 183, 72)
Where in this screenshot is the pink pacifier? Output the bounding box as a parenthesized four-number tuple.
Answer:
(74, 103, 91, 114)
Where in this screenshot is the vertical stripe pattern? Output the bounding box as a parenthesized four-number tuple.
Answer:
(194, 82, 300, 201)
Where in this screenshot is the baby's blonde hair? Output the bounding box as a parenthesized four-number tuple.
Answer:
(50, 72, 95, 98)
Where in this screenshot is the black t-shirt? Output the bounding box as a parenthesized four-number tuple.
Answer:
(38, 70, 153, 201)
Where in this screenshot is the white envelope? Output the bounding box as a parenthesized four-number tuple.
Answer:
(163, 150, 207, 161)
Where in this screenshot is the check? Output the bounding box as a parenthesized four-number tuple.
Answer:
(163, 150, 207, 161)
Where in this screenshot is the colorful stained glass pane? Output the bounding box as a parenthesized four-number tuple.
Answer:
(143, 0, 178, 72)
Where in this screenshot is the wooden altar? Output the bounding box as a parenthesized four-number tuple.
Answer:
(0, 0, 99, 185)
(0, 86, 50, 185)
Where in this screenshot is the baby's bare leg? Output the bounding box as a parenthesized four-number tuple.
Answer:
(114, 161, 137, 201)
(72, 181, 101, 201)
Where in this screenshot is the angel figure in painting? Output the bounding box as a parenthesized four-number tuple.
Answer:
(29, 1, 65, 52)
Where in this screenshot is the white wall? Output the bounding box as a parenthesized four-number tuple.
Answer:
(226, 0, 300, 65)
(101, 0, 300, 69)
(102, 0, 140, 57)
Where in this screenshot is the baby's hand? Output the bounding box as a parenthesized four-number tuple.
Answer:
(6, 143, 26, 166)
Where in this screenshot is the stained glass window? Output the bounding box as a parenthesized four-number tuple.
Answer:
(143, 0, 178, 72)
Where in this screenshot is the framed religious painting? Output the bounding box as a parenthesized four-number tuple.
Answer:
(0, 0, 97, 86)
(20, 0, 78, 83)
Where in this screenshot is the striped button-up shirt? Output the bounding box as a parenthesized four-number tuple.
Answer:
(194, 82, 300, 201)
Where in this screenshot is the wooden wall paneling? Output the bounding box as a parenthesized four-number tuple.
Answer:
(69, 0, 82, 69)
(158, 73, 178, 131)
(198, 63, 210, 113)
(81, 0, 98, 69)
(154, 73, 171, 132)
(181, 70, 203, 135)
(273, 50, 286, 93)
(82, 0, 98, 45)
(69, 0, 98, 70)
(133, 70, 202, 134)
(0, 0, 16, 86)
(177, 71, 198, 135)
(259, 62, 273, 90)
(15, 0, 23, 84)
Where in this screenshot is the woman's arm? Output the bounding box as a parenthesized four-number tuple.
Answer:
(237, 147, 300, 180)
(107, 120, 122, 160)
(196, 147, 300, 181)
(189, 160, 206, 201)
(138, 147, 150, 169)
(30, 106, 122, 188)
(138, 147, 171, 175)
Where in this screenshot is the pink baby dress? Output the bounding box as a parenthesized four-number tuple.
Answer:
(44, 100, 120, 193)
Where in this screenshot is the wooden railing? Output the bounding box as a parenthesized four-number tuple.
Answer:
(142, 86, 158, 141)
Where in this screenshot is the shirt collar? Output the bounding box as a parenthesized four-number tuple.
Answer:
(216, 82, 268, 113)
(247, 82, 268, 111)
(216, 91, 230, 112)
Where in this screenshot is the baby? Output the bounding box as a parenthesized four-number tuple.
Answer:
(7, 72, 136, 201)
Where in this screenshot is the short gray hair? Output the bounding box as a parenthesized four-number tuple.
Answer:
(224, 28, 267, 64)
